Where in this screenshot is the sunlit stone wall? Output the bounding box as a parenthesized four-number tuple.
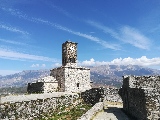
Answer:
(0, 93, 79, 119)
(50, 66, 91, 93)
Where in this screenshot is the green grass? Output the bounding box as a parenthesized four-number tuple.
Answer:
(49, 102, 92, 120)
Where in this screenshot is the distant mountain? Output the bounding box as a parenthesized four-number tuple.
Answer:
(0, 65, 160, 88)
(89, 65, 160, 87)
(0, 70, 50, 88)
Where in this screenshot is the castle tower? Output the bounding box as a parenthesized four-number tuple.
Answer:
(62, 41, 78, 67)
(50, 40, 91, 93)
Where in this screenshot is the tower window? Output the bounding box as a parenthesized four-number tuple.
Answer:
(77, 83, 79, 87)
(69, 58, 75, 63)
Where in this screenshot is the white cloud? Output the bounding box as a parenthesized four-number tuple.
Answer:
(78, 58, 109, 66)
(79, 56, 160, 67)
(0, 70, 21, 76)
(30, 64, 46, 68)
(0, 23, 29, 35)
(31, 64, 39, 67)
(42, 64, 46, 67)
(0, 48, 57, 62)
(87, 20, 151, 50)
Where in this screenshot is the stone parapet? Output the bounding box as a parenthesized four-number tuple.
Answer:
(77, 102, 103, 120)
(0, 92, 79, 119)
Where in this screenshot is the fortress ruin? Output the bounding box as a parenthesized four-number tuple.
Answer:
(27, 41, 91, 93)
(119, 75, 160, 120)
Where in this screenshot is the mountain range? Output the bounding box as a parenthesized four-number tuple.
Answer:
(1, 65, 160, 88)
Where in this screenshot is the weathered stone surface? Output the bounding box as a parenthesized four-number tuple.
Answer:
(78, 102, 103, 120)
(0, 92, 79, 119)
(27, 76, 58, 93)
(50, 41, 91, 93)
(81, 88, 104, 105)
(51, 66, 91, 93)
(27, 41, 91, 93)
(119, 75, 160, 120)
(104, 88, 122, 103)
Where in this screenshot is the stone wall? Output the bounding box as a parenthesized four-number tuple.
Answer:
(104, 88, 122, 103)
(62, 41, 77, 67)
(78, 102, 103, 120)
(50, 66, 91, 93)
(0, 92, 79, 119)
(81, 88, 104, 105)
(119, 75, 160, 120)
(27, 76, 58, 93)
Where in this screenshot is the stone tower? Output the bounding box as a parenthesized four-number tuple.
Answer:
(62, 41, 78, 67)
(50, 40, 91, 93)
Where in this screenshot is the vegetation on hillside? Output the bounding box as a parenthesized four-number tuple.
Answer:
(0, 86, 27, 95)
(48, 102, 92, 120)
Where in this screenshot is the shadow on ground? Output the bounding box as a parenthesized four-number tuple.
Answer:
(104, 107, 137, 120)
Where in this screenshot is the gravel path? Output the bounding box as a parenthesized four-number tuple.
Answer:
(92, 101, 130, 120)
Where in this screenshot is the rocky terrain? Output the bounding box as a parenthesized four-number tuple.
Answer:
(0, 65, 160, 88)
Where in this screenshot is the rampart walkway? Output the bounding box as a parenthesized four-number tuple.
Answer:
(92, 101, 130, 120)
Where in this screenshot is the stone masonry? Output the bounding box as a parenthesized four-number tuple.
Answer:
(0, 92, 79, 119)
(119, 75, 160, 120)
(27, 41, 91, 93)
(27, 76, 58, 93)
(50, 66, 91, 92)
(50, 41, 91, 93)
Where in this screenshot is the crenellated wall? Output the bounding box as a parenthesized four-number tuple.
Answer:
(0, 92, 79, 119)
(119, 75, 160, 120)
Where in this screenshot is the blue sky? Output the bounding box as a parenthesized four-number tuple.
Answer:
(0, 0, 160, 76)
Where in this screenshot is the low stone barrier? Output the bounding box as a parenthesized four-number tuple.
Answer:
(77, 102, 103, 120)
(0, 92, 79, 119)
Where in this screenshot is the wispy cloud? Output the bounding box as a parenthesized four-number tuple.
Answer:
(0, 23, 29, 35)
(1, 7, 28, 19)
(0, 38, 27, 46)
(2, 7, 120, 50)
(50, 4, 72, 18)
(0, 48, 57, 62)
(86, 20, 151, 50)
(33, 18, 121, 50)
(86, 20, 119, 39)
(120, 26, 151, 50)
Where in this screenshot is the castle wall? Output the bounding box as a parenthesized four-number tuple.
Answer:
(0, 93, 79, 119)
(50, 67, 65, 92)
(64, 67, 91, 93)
(27, 76, 58, 93)
(119, 76, 160, 120)
(43, 82, 58, 93)
(27, 82, 44, 93)
(50, 67, 91, 93)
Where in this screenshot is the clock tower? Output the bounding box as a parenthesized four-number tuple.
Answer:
(62, 41, 78, 67)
